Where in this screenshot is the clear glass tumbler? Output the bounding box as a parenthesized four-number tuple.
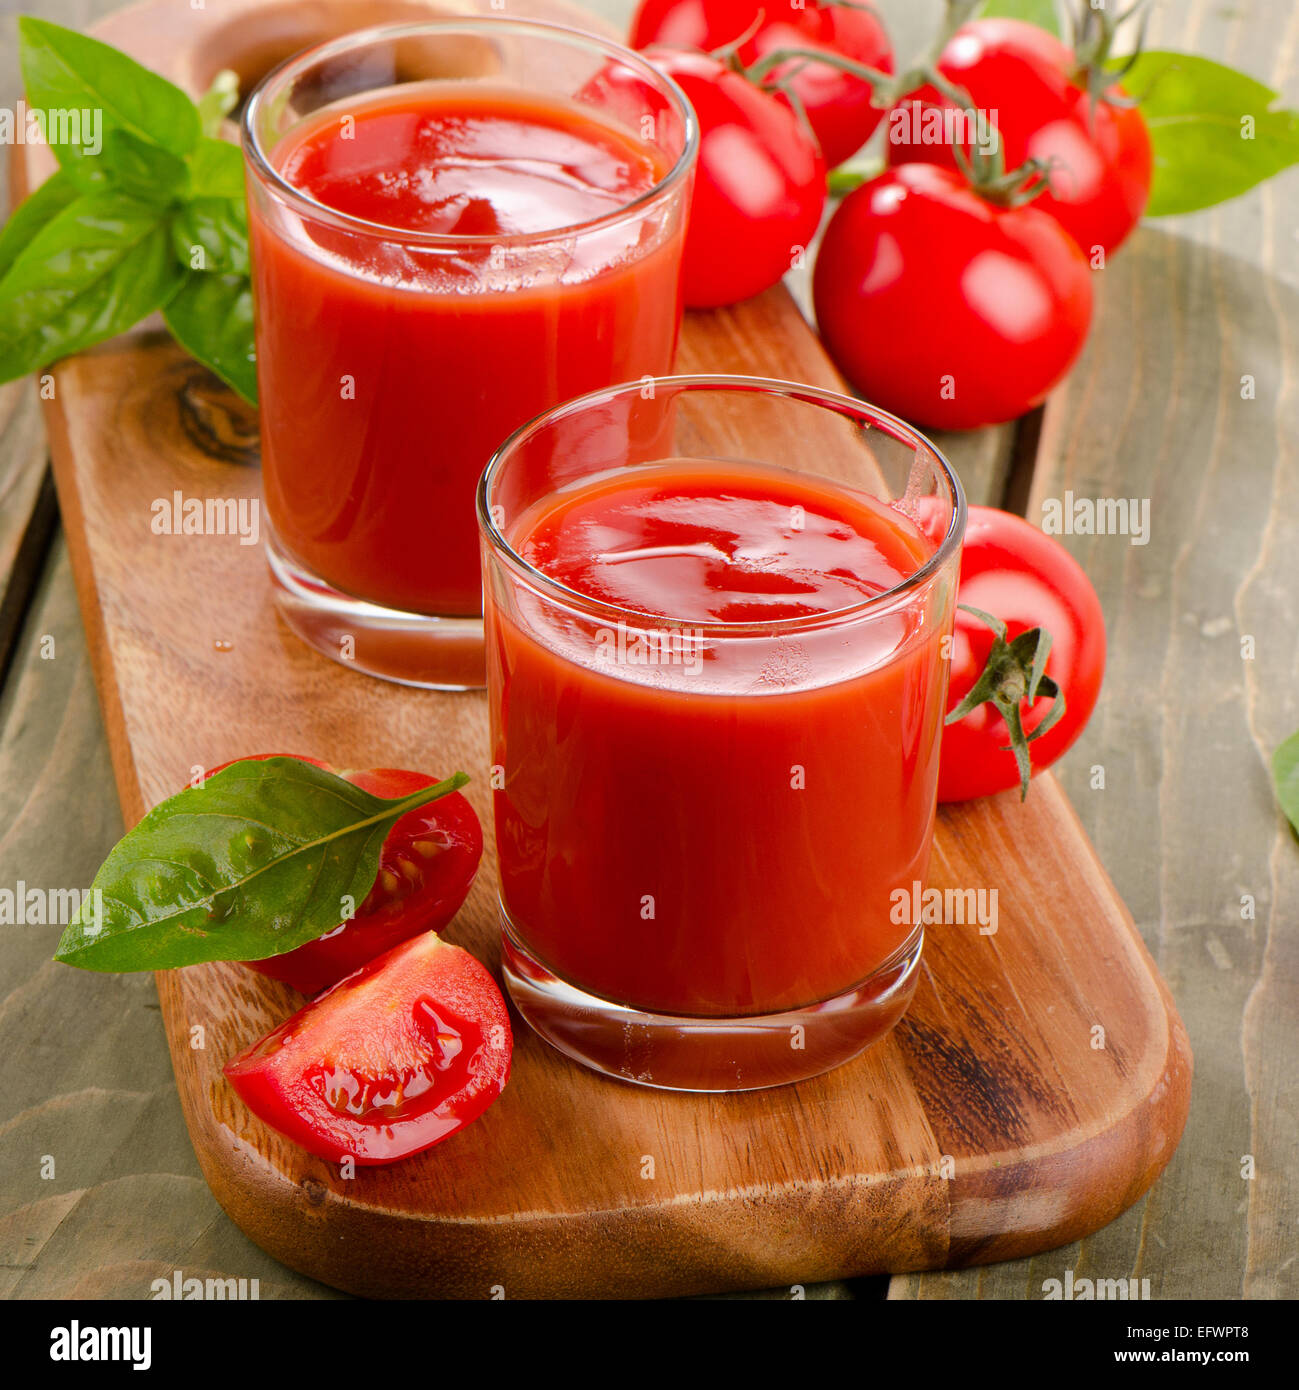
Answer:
(479, 375, 966, 1091)
(242, 19, 697, 689)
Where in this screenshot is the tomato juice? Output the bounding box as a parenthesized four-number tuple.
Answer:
(486, 458, 953, 1019)
(248, 83, 690, 618)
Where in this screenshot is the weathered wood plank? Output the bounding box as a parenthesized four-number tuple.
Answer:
(0, 535, 345, 1299)
(0, 0, 346, 1302)
(892, 0, 1299, 1301)
(0, 390, 56, 686)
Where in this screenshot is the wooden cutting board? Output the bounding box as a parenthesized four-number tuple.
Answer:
(16, 0, 1191, 1299)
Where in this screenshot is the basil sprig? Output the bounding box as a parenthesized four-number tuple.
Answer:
(54, 758, 469, 973)
(1, 18, 256, 403)
(1126, 51, 1299, 217)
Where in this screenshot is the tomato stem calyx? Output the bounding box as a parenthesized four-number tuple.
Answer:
(710, 1, 988, 174)
(717, 41, 895, 152)
(1065, 0, 1151, 119)
(953, 138, 1053, 209)
(945, 605, 1066, 801)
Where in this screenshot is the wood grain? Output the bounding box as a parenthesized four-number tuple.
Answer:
(891, 0, 1299, 1306)
(0, 535, 344, 1299)
(0, 386, 57, 687)
(3, 0, 1192, 1299)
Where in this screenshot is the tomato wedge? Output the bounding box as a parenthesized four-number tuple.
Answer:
(205, 756, 483, 995)
(224, 932, 512, 1165)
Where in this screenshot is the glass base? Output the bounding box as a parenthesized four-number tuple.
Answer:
(500, 911, 924, 1093)
(265, 534, 485, 690)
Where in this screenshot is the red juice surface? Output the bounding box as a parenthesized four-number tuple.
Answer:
(250, 85, 685, 616)
(487, 461, 953, 1017)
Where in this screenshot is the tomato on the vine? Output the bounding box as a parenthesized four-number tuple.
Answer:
(884, 18, 1152, 258)
(631, 0, 894, 167)
(225, 931, 512, 1165)
(205, 755, 483, 995)
(919, 505, 1106, 804)
(813, 163, 1093, 428)
(644, 46, 826, 308)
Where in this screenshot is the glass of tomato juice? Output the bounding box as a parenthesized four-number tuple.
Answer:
(242, 20, 697, 688)
(479, 376, 967, 1091)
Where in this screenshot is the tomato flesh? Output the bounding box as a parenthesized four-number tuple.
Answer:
(224, 932, 512, 1164)
(205, 758, 482, 995)
(252, 767, 482, 994)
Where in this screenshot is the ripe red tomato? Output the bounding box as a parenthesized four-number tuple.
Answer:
(884, 18, 1152, 258)
(631, 0, 893, 167)
(645, 46, 826, 308)
(206, 756, 482, 995)
(812, 163, 1092, 428)
(224, 932, 512, 1165)
(927, 505, 1106, 803)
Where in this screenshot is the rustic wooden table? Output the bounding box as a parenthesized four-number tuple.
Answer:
(1, 0, 1294, 1300)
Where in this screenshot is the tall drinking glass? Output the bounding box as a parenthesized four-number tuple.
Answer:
(243, 20, 697, 688)
(479, 376, 966, 1091)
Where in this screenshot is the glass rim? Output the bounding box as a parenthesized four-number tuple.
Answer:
(241, 17, 700, 249)
(477, 374, 968, 638)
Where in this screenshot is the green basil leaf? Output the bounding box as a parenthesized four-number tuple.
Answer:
(98, 128, 189, 205)
(65, 158, 109, 196)
(162, 271, 258, 404)
(197, 69, 240, 138)
(186, 135, 246, 199)
(18, 16, 200, 164)
(978, 0, 1061, 35)
(0, 166, 81, 280)
(1129, 50, 1299, 216)
(54, 758, 469, 972)
(1272, 729, 1299, 837)
(0, 191, 184, 382)
(171, 195, 249, 274)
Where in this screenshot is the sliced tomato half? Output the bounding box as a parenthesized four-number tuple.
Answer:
(204, 757, 483, 995)
(224, 932, 512, 1165)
